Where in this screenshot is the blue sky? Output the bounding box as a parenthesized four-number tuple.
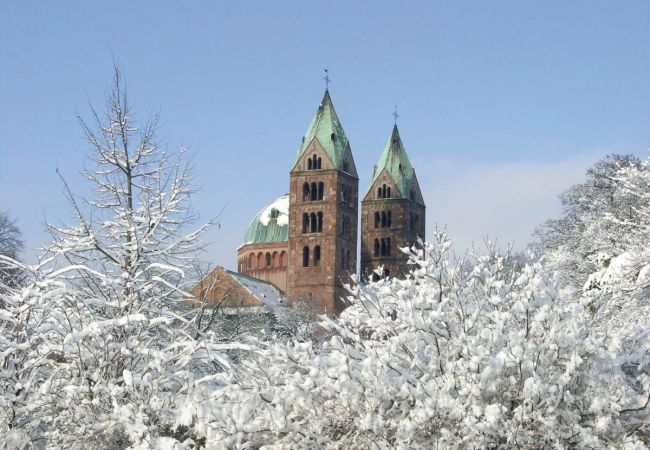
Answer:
(2, 1, 649, 268)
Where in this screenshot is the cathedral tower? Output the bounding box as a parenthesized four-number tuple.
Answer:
(287, 90, 358, 316)
(361, 125, 425, 280)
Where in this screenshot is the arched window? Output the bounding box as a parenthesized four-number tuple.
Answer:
(374, 212, 380, 228)
(307, 159, 312, 170)
(318, 182, 324, 200)
(280, 251, 288, 267)
(317, 212, 323, 232)
(387, 211, 392, 228)
(386, 187, 391, 198)
(346, 249, 351, 270)
(248, 253, 254, 269)
(381, 238, 387, 256)
(342, 159, 349, 173)
(310, 182, 317, 201)
(312, 154, 317, 168)
(265, 252, 272, 267)
(382, 184, 387, 198)
(302, 213, 309, 233)
(303, 183, 310, 201)
(314, 245, 321, 266)
(381, 211, 387, 228)
(310, 213, 317, 233)
(373, 239, 380, 257)
(303, 246, 310, 267)
(410, 189, 415, 201)
(386, 238, 391, 256)
(317, 157, 322, 169)
(257, 252, 264, 268)
(377, 187, 382, 199)
(341, 216, 350, 235)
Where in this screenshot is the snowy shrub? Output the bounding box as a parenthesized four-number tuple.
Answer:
(206, 231, 649, 448)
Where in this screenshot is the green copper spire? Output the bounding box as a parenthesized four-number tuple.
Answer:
(368, 125, 417, 198)
(296, 90, 350, 170)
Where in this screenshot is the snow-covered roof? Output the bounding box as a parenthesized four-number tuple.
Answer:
(226, 270, 286, 309)
(241, 194, 289, 246)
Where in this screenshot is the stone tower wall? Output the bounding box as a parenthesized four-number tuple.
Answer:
(360, 196, 425, 280)
(287, 164, 358, 316)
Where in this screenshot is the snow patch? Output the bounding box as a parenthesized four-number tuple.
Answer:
(257, 194, 289, 226)
(228, 270, 286, 308)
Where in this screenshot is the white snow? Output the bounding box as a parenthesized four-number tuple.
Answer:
(256, 194, 289, 226)
(227, 270, 285, 308)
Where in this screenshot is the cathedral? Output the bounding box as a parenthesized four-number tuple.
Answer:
(233, 88, 426, 316)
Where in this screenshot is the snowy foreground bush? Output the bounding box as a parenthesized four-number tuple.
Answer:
(2, 235, 649, 448)
(206, 232, 649, 449)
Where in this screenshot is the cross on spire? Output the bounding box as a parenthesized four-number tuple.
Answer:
(393, 106, 399, 126)
(323, 68, 331, 91)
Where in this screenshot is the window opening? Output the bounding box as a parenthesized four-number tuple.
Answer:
(310, 182, 317, 201)
(310, 213, 317, 233)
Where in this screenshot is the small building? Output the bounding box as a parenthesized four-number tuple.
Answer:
(190, 266, 286, 311)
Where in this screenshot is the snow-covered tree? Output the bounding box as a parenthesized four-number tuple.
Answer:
(0, 67, 234, 449)
(534, 154, 650, 354)
(201, 232, 649, 448)
(0, 211, 24, 288)
(534, 154, 642, 289)
(579, 157, 650, 350)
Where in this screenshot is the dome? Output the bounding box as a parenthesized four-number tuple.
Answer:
(242, 194, 289, 246)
